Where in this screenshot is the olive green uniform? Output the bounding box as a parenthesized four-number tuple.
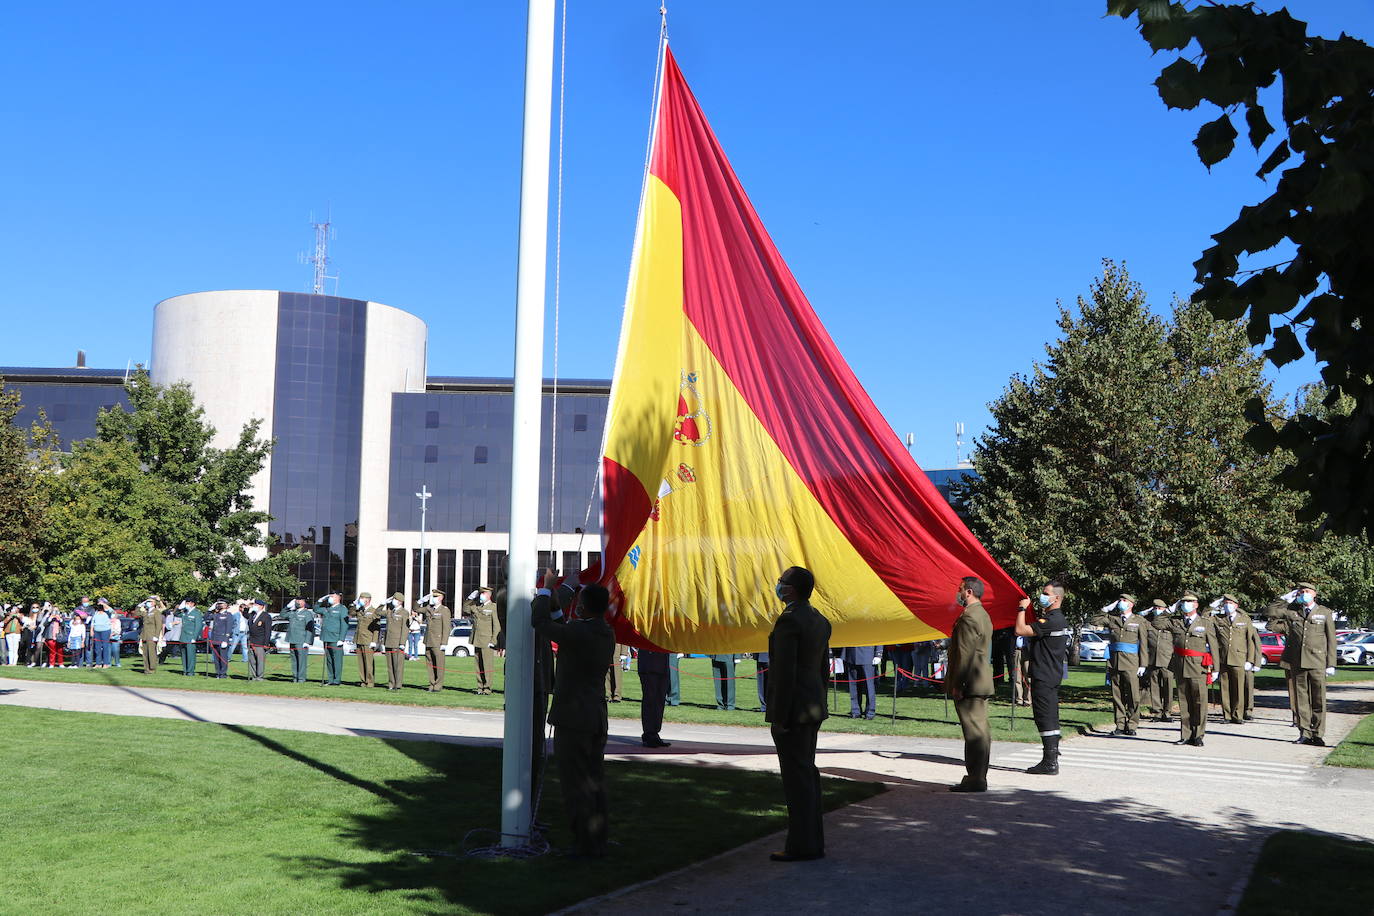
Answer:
(178, 606, 204, 677)
(1089, 608, 1149, 733)
(354, 602, 382, 687)
(317, 601, 349, 685)
(1168, 613, 1218, 744)
(1145, 612, 1177, 720)
(421, 601, 453, 691)
(1213, 609, 1260, 724)
(282, 605, 315, 683)
(1269, 601, 1337, 742)
(132, 602, 164, 673)
(608, 644, 629, 702)
(382, 597, 408, 689)
(947, 598, 994, 788)
(466, 597, 500, 694)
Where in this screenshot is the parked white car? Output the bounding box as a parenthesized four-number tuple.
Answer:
(444, 619, 475, 657)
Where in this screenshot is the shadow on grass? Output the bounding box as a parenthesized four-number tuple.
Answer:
(275, 738, 882, 916)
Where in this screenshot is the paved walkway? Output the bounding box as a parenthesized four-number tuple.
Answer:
(4, 674, 1372, 915)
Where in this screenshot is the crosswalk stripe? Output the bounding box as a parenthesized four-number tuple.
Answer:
(998, 749, 1309, 781)
(1068, 745, 1310, 770)
(997, 758, 1307, 782)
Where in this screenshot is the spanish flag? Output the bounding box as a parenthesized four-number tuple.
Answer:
(598, 47, 1021, 652)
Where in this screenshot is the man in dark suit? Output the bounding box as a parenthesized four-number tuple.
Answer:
(533, 569, 616, 858)
(637, 649, 672, 747)
(947, 576, 994, 792)
(766, 566, 832, 863)
(841, 644, 879, 719)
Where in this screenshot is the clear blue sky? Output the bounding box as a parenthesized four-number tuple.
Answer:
(3, 1, 1371, 469)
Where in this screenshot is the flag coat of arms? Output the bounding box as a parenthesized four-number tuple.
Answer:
(596, 47, 1022, 652)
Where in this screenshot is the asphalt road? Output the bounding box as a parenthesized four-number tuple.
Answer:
(3, 673, 1371, 915)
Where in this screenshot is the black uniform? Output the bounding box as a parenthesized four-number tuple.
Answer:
(1026, 606, 1069, 737)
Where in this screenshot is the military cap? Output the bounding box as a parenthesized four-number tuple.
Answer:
(252, 598, 266, 607)
(358, 591, 372, 601)
(1151, 599, 1169, 609)
(1295, 581, 1317, 592)
(1220, 593, 1240, 604)
(1180, 591, 1199, 601)
(430, 589, 445, 599)
(1118, 593, 1137, 604)
(478, 584, 493, 592)
(390, 591, 405, 602)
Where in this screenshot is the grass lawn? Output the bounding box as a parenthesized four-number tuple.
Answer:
(1325, 712, 1374, 769)
(0, 654, 1123, 742)
(1237, 830, 1374, 915)
(0, 706, 882, 916)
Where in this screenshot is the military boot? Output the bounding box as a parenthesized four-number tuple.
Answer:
(1026, 735, 1060, 775)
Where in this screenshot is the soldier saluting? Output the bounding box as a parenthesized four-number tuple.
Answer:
(1268, 582, 1337, 746)
(353, 593, 381, 688)
(1089, 593, 1148, 737)
(420, 589, 453, 692)
(382, 593, 409, 690)
(1168, 592, 1217, 747)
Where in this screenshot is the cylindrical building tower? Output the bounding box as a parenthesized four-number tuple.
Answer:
(151, 290, 427, 603)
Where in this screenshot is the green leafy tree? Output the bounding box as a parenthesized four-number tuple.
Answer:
(965, 262, 1315, 623)
(1109, 1, 1374, 539)
(0, 377, 56, 599)
(38, 371, 305, 605)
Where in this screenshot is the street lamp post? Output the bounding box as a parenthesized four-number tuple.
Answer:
(416, 486, 432, 597)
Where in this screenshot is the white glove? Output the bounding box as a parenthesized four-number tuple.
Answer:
(873, 655, 882, 666)
(220, 641, 228, 648)
(1243, 662, 1254, 671)
(1326, 667, 1336, 676)
(1136, 667, 1146, 677)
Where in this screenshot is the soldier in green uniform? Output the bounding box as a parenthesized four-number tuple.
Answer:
(1212, 594, 1260, 725)
(533, 569, 617, 858)
(382, 592, 408, 690)
(1167, 592, 1218, 746)
(1089, 593, 1149, 736)
(420, 589, 453, 692)
(178, 600, 204, 677)
(608, 644, 630, 702)
(282, 598, 315, 683)
(132, 597, 164, 674)
(465, 585, 500, 695)
(1144, 599, 1176, 721)
(1268, 582, 1338, 745)
(317, 593, 349, 686)
(948, 576, 994, 792)
(353, 593, 381, 688)
(1242, 607, 1263, 721)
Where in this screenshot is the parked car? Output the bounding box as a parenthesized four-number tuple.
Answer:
(118, 615, 142, 656)
(445, 619, 475, 657)
(270, 619, 357, 655)
(1078, 631, 1110, 662)
(1337, 632, 1374, 666)
(1259, 632, 1286, 664)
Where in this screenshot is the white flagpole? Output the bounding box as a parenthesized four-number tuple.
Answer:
(501, 0, 555, 848)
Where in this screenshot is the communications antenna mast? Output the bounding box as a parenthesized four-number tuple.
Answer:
(955, 422, 966, 466)
(302, 214, 338, 294)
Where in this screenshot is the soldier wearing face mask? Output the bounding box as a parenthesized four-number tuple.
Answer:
(1167, 592, 1218, 747)
(1088, 593, 1148, 736)
(1212, 594, 1260, 725)
(1015, 581, 1070, 775)
(1143, 599, 1176, 721)
(1267, 582, 1337, 746)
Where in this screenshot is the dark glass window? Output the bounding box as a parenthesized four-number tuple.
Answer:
(573, 413, 587, 432)
(436, 549, 457, 604)
(6, 379, 131, 451)
(587, 551, 602, 577)
(461, 549, 482, 601)
(562, 551, 581, 577)
(486, 550, 507, 593)
(537, 550, 556, 573)
(474, 445, 488, 464)
(411, 548, 432, 598)
(386, 548, 406, 599)
(266, 292, 368, 606)
(424, 446, 438, 464)
(425, 410, 439, 429)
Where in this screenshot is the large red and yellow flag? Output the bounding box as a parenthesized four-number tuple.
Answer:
(597, 47, 1021, 652)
